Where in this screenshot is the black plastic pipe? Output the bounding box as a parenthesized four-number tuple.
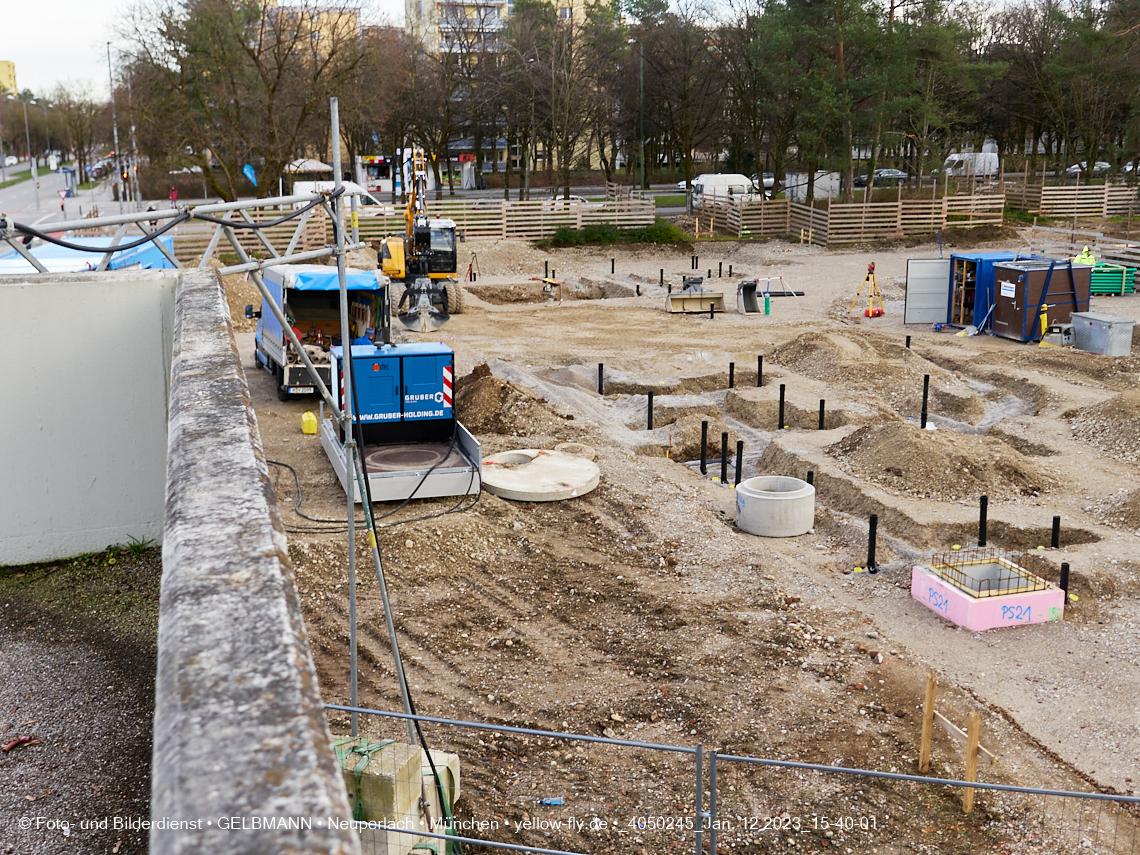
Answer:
(979, 495, 989, 547)
(735, 440, 743, 486)
(700, 421, 708, 475)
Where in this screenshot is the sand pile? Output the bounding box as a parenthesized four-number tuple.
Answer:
(1069, 392, 1140, 463)
(826, 422, 1054, 502)
(454, 363, 570, 435)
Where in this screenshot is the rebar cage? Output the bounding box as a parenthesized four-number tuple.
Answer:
(929, 547, 1047, 598)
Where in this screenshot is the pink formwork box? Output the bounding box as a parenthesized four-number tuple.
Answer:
(911, 564, 1065, 632)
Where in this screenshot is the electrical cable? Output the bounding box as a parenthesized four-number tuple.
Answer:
(347, 353, 464, 855)
(193, 190, 337, 229)
(2, 211, 191, 253)
(0, 187, 342, 256)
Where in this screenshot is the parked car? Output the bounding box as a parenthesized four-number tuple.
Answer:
(749, 173, 776, 191)
(676, 179, 689, 190)
(1065, 161, 1111, 176)
(853, 168, 908, 188)
(542, 194, 599, 210)
(3, 155, 16, 167)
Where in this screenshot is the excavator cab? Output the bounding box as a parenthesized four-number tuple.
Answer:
(380, 148, 465, 332)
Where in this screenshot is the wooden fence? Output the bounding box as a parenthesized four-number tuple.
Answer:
(707, 194, 1003, 247)
(344, 198, 654, 243)
(1005, 183, 1140, 218)
(170, 199, 654, 262)
(1027, 226, 1140, 269)
(172, 207, 327, 264)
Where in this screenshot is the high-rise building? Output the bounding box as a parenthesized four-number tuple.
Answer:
(0, 61, 16, 96)
(406, 0, 589, 53)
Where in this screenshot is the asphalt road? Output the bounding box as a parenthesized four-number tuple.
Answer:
(0, 164, 110, 229)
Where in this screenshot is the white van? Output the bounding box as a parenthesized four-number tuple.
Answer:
(942, 153, 999, 178)
(292, 180, 393, 213)
(691, 173, 755, 210)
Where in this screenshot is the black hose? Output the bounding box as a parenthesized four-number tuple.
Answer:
(4, 211, 191, 253)
(193, 189, 337, 229)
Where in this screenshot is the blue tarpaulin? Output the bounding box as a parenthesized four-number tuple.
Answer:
(0, 235, 177, 273)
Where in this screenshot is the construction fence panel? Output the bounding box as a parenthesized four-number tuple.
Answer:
(1004, 184, 1044, 213)
(943, 194, 1005, 227)
(327, 705, 1140, 855)
(716, 753, 1140, 855)
(1099, 235, 1140, 268)
(734, 198, 792, 237)
(825, 201, 906, 245)
(1022, 184, 1140, 218)
(899, 200, 943, 236)
(788, 203, 828, 246)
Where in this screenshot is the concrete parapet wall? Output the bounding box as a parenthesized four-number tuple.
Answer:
(155, 268, 359, 855)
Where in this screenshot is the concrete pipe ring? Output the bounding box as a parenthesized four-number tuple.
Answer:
(736, 475, 815, 537)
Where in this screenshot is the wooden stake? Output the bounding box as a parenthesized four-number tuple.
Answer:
(963, 712, 981, 814)
(919, 671, 937, 772)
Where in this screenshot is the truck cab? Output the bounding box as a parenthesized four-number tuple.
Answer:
(250, 264, 391, 401)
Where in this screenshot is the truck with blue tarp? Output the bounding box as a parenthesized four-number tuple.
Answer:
(249, 263, 391, 401)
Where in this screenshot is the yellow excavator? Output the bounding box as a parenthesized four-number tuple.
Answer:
(379, 148, 464, 332)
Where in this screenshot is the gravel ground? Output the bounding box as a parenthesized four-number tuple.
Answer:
(0, 551, 160, 855)
(240, 233, 1140, 853)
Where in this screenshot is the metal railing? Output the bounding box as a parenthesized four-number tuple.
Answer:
(326, 703, 1140, 855)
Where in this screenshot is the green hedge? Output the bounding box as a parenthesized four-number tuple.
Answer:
(538, 218, 689, 248)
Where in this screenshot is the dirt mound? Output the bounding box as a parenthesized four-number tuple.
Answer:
(768, 331, 984, 423)
(1097, 489, 1140, 530)
(212, 257, 260, 333)
(454, 363, 571, 435)
(722, 390, 879, 431)
(1069, 392, 1140, 463)
(637, 414, 739, 461)
(826, 422, 1055, 502)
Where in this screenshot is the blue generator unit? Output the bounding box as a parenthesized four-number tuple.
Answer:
(331, 342, 454, 445)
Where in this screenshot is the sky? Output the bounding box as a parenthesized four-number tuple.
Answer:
(1, 0, 406, 100)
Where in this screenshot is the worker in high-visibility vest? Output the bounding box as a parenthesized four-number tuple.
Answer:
(1073, 245, 1095, 265)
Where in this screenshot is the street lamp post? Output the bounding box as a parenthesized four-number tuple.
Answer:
(108, 42, 124, 213)
(7, 95, 39, 211)
(40, 102, 53, 164)
(0, 107, 7, 183)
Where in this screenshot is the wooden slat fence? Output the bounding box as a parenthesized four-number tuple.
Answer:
(347, 199, 654, 243)
(173, 207, 327, 264)
(1006, 184, 1139, 217)
(1027, 226, 1140, 269)
(788, 202, 828, 246)
(722, 194, 1002, 247)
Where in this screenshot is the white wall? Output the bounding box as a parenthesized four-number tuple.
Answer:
(0, 270, 177, 565)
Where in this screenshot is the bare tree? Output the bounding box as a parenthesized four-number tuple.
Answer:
(122, 0, 365, 200)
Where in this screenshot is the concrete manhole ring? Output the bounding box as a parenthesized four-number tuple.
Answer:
(482, 449, 600, 502)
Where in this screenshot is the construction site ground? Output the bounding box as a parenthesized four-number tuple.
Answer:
(234, 234, 1140, 855)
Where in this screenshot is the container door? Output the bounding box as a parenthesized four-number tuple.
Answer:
(992, 269, 1021, 340)
(403, 354, 454, 422)
(904, 259, 951, 324)
(352, 355, 401, 423)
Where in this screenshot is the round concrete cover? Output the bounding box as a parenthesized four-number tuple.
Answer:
(482, 449, 600, 502)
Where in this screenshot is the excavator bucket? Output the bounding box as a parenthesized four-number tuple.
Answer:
(397, 279, 450, 333)
(666, 276, 726, 314)
(737, 280, 762, 314)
